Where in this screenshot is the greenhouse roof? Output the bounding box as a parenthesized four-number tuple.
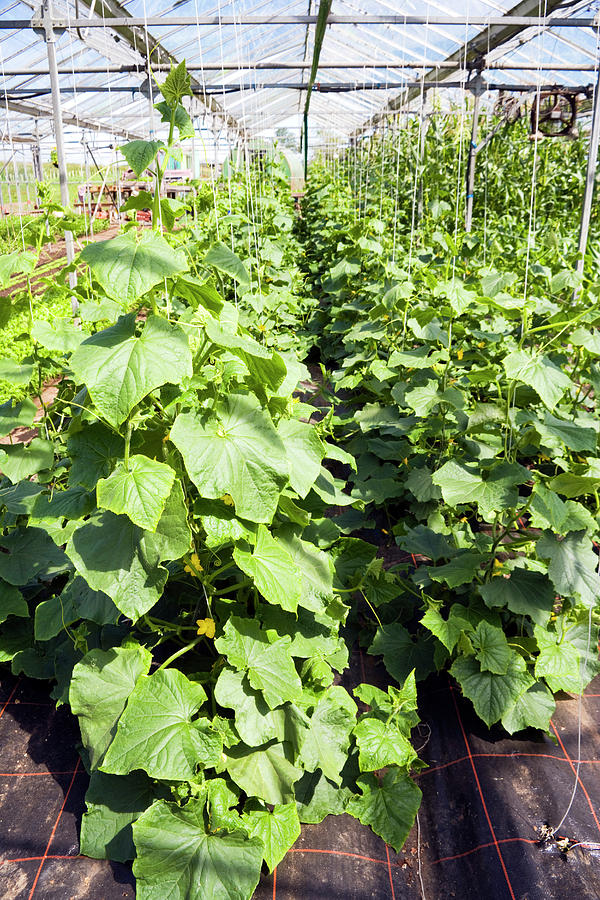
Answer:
(0, 0, 599, 150)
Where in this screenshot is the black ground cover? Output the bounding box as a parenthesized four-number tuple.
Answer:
(0, 650, 599, 900)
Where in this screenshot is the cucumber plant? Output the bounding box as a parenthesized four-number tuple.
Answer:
(299, 159, 600, 736)
(0, 63, 423, 898)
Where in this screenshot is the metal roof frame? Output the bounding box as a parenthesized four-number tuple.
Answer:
(0, 0, 598, 145)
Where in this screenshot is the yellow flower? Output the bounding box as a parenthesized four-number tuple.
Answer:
(382, 314, 389, 321)
(257, 324, 266, 333)
(221, 494, 235, 507)
(492, 558, 503, 576)
(184, 552, 203, 577)
(196, 618, 216, 639)
(478, 341, 485, 348)
(162, 432, 170, 443)
(457, 349, 464, 360)
(382, 528, 389, 535)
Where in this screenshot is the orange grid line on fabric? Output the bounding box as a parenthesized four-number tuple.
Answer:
(0, 771, 78, 777)
(450, 687, 517, 900)
(28, 758, 81, 899)
(433, 837, 539, 865)
(384, 843, 396, 898)
(0, 680, 20, 722)
(417, 751, 600, 778)
(550, 720, 600, 836)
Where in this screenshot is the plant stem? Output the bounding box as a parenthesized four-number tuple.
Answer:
(156, 634, 204, 672)
(124, 419, 133, 471)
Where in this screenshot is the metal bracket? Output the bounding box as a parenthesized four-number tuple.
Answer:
(467, 73, 487, 97)
(30, 13, 67, 37)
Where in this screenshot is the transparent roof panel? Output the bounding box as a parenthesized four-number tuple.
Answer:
(0, 0, 598, 153)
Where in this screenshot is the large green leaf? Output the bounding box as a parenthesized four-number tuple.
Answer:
(225, 740, 303, 805)
(31, 318, 84, 354)
(277, 419, 325, 497)
(66, 512, 167, 621)
(275, 528, 335, 615)
(102, 669, 220, 780)
(479, 569, 555, 626)
(536, 530, 600, 607)
(259, 604, 342, 660)
(0, 397, 37, 437)
(204, 317, 270, 359)
(420, 607, 465, 652)
(537, 413, 597, 453)
(398, 524, 452, 561)
(432, 459, 528, 521)
(298, 686, 356, 785)
(0, 359, 33, 385)
(243, 801, 300, 873)
(121, 140, 164, 177)
(353, 718, 416, 772)
(68, 423, 125, 489)
(0, 248, 37, 287)
(80, 231, 187, 306)
(97, 455, 176, 532)
(472, 621, 512, 675)
(215, 616, 302, 709)
(214, 666, 284, 746)
(528, 483, 596, 535)
(347, 769, 421, 853)
(133, 798, 264, 900)
(451, 654, 534, 727)
(80, 769, 156, 862)
(368, 623, 436, 682)
(233, 526, 303, 613)
(0, 438, 53, 484)
(66, 484, 188, 622)
(501, 683, 555, 735)
(160, 60, 193, 106)
(502, 350, 571, 410)
(0, 527, 68, 586)
(154, 101, 194, 139)
(30, 485, 95, 528)
(534, 624, 583, 693)
(35, 576, 119, 641)
(295, 769, 353, 824)
(0, 581, 28, 624)
(69, 644, 152, 770)
(428, 552, 485, 588)
(171, 392, 288, 523)
(204, 242, 250, 287)
(70, 314, 192, 427)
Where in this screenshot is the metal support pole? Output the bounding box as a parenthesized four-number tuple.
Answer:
(32, 120, 43, 182)
(576, 63, 600, 281)
(465, 83, 483, 232)
(303, 110, 308, 181)
(417, 90, 430, 223)
(42, 0, 77, 306)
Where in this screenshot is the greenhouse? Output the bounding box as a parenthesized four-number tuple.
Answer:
(1, 1, 600, 898)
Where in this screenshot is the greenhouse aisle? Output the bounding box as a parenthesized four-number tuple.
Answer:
(0, 659, 598, 900)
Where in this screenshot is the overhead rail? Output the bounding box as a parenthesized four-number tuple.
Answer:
(3, 14, 600, 27)
(2, 61, 599, 75)
(0, 96, 143, 139)
(5, 81, 595, 95)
